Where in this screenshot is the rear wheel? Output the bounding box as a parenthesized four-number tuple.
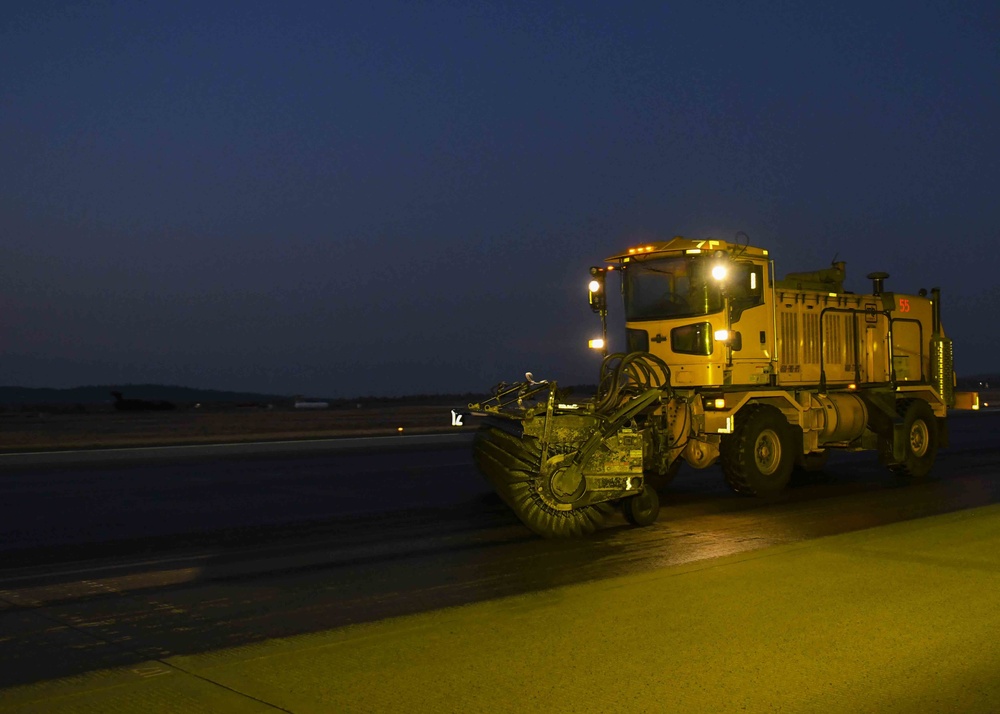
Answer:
(721, 404, 795, 496)
(882, 399, 938, 480)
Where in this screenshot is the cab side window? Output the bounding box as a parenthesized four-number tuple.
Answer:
(730, 263, 764, 323)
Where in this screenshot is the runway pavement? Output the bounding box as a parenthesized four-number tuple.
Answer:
(4, 503, 1000, 713)
(3, 412, 998, 712)
(0, 431, 474, 468)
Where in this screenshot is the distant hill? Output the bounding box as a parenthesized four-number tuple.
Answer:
(0, 384, 289, 406)
(0, 382, 597, 408)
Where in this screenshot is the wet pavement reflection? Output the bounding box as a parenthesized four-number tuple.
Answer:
(2, 412, 998, 689)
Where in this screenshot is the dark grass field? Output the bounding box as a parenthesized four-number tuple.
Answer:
(0, 405, 474, 452)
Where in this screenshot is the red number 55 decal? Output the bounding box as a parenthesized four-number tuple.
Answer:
(899, 298, 911, 312)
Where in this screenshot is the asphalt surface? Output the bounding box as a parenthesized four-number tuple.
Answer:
(0, 431, 474, 468)
(0, 435, 482, 563)
(1, 410, 998, 711)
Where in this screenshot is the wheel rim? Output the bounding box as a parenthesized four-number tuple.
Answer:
(754, 428, 782, 475)
(909, 419, 929, 458)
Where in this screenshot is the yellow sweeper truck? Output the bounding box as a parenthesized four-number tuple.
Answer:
(468, 235, 978, 537)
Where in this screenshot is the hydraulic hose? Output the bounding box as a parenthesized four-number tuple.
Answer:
(595, 352, 672, 414)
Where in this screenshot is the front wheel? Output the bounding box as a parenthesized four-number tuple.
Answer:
(721, 404, 795, 497)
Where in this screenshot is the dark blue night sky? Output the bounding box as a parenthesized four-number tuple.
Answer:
(2, 1, 998, 396)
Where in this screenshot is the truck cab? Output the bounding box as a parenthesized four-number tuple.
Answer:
(608, 237, 772, 388)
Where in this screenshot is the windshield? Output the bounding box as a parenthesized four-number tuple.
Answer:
(623, 255, 725, 321)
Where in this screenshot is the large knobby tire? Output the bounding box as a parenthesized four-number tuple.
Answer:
(884, 399, 938, 480)
(721, 404, 795, 497)
(472, 426, 613, 538)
